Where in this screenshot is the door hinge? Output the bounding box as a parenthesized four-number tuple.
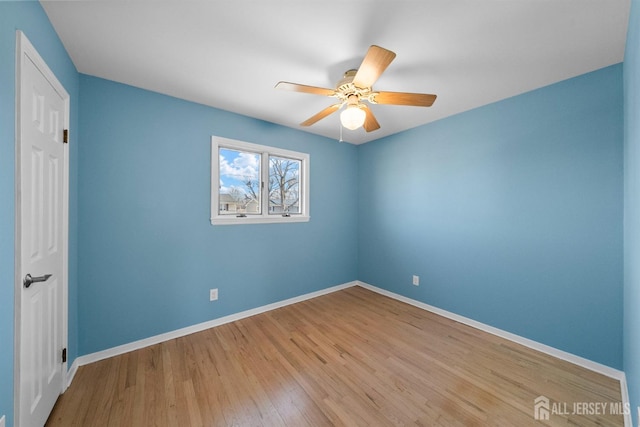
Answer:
(62, 348, 67, 363)
(63, 129, 69, 144)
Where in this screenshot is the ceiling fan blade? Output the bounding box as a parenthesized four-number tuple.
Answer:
(362, 105, 380, 132)
(275, 81, 336, 97)
(374, 91, 437, 107)
(300, 103, 342, 126)
(352, 45, 396, 89)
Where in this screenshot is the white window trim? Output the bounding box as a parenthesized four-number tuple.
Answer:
(211, 136, 310, 225)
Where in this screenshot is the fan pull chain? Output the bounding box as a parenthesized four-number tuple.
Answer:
(339, 122, 343, 143)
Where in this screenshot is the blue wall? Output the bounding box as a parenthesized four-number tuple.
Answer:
(77, 75, 358, 355)
(624, 0, 640, 424)
(358, 64, 624, 369)
(0, 2, 79, 425)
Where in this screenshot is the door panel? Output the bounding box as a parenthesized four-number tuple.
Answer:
(17, 31, 69, 427)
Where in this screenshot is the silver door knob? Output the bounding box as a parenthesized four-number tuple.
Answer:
(23, 273, 52, 288)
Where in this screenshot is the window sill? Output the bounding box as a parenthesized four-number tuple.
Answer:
(210, 215, 310, 226)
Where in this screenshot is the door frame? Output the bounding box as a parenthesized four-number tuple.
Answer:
(14, 30, 70, 426)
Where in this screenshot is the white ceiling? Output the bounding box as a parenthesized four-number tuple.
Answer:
(41, 0, 630, 144)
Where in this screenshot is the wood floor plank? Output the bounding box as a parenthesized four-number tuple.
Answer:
(46, 286, 624, 426)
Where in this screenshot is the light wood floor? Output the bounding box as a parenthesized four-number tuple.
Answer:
(46, 286, 624, 426)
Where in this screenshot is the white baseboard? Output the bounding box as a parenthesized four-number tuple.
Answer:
(356, 281, 624, 380)
(356, 281, 632, 426)
(74, 281, 357, 367)
(65, 358, 78, 390)
(619, 374, 633, 427)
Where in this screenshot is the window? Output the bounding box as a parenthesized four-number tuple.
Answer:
(211, 136, 310, 225)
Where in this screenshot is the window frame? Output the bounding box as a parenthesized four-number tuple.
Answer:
(211, 136, 310, 225)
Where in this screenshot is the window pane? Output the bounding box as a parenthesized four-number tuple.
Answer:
(218, 148, 261, 215)
(269, 155, 301, 215)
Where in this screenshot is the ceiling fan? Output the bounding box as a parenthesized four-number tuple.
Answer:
(275, 45, 437, 132)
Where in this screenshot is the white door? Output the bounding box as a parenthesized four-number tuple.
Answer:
(15, 31, 69, 427)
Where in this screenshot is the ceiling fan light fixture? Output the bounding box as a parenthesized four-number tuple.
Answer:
(340, 104, 366, 130)
(277, 45, 436, 133)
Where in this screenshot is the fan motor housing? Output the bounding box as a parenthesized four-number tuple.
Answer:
(335, 69, 376, 103)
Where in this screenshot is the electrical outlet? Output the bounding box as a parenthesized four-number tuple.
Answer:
(209, 288, 218, 301)
(412, 275, 419, 286)
(0, 414, 5, 427)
